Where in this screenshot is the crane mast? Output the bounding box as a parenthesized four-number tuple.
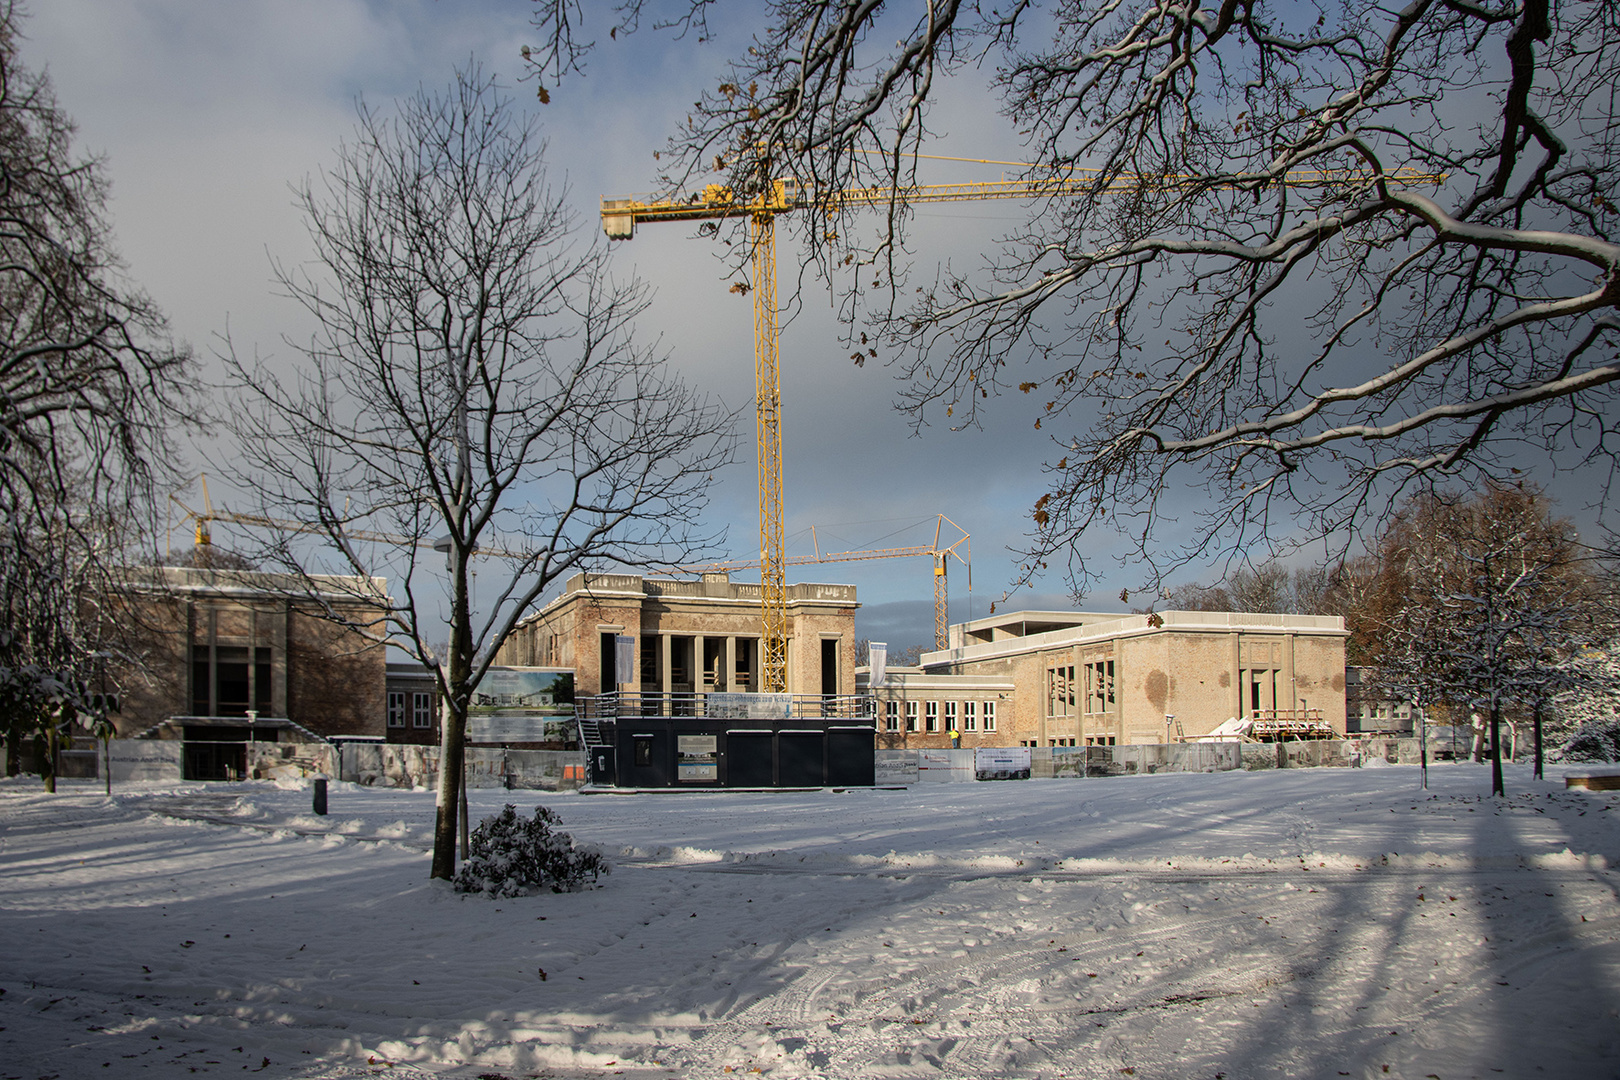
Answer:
(750, 210, 788, 691)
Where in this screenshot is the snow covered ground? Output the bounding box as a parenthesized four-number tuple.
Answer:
(2, 763, 1617, 1080)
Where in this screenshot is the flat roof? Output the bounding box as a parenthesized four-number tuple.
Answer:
(927, 608, 1347, 667)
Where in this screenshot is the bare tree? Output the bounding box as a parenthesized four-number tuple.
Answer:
(526, 0, 1620, 594)
(223, 69, 735, 880)
(1162, 559, 1342, 616)
(0, 1, 193, 777)
(1355, 485, 1602, 792)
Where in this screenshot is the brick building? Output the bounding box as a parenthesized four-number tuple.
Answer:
(495, 571, 859, 699)
(862, 609, 1348, 749)
(110, 567, 389, 775)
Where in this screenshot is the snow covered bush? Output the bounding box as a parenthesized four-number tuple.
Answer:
(452, 804, 609, 897)
(1557, 718, 1620, 764)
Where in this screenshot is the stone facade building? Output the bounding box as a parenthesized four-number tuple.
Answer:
(863, 609, 1348, 749)
(110, 568, 389, 755)
(495, 571, 858, 698)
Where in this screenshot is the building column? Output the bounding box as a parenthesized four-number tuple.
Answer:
(660, 633, 673, 713)
(725, 637, 737, 692)
(248, 606, 258, 720)
(1285, 633, 1298, 718)
(206, 607, 218, 716)
(271, 603, 288, 718)
(1230, 632, 1242, 719)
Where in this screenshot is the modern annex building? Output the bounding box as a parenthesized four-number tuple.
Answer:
(861, 609, 1349, 750)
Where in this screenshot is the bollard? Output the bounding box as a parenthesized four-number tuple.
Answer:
(312, 776, 328, 816)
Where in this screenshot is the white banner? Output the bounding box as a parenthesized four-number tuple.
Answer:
(706, 692, 793, 719)
(974, 746, 1031, 780)
(108, 740, 182, 782)
(874, 750, 918, 785)
(869, 642, 887, 687)
(615, 635, 636, 686)
(466, 716, 576, 743)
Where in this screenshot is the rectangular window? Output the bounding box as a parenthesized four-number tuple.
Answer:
(962, 701, 977, 732)
(387, 692, 407, 728)
(884, 700, 900, 732)
(905, 701, 919, 732)
(191, 645, 273, 717)
(943, 701, 958, 731)
(412, 691, 434, 728)
(925, 701, 939, 733)
(1047, 665, 1077, 718)
(983, 701, 997, 732)
(1084, 659, 1115, 714)
(641, 634, 660, 686)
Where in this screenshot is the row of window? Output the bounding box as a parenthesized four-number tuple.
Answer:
(1046, 659, 1117, 718)
(881, 699, 998, 733)
(386, 690, 436, 728)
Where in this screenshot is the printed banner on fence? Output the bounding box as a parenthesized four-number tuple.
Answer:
(469, 667, 575, 717)
(706, 692, 792, 719)
(874, 750, 918, 785)
(465, 716, 579, 744)
(974, 746, 1031, 780)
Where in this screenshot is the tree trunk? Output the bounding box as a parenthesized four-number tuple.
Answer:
(40, 726, 56, 794)
(432, 700, 466, 880)
(1532, 699, 1544, 781)
(432, 586, 473, 881)
(1489, 698, 1505, 797)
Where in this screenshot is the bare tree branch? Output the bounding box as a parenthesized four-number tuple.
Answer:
(221, 68, 736, 879)
(527, 0, 1620, 598)
(0, 0, 195, 778)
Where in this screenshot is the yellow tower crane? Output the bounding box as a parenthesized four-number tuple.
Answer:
(602, 162, 1444, 691)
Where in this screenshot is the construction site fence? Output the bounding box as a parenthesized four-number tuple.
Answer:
(882, 736, 1494, 783)
(79, 739, 588, 790)
(51, 734, 1508, 788)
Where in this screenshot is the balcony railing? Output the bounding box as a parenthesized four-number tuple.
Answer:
(579, 691, 873, 721)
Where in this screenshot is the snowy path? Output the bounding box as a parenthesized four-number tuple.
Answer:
(1, 764, 1616, 1079)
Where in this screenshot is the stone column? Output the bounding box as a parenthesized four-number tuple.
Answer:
(660, 633, 673, 710)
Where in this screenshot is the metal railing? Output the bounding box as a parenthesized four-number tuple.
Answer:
(579, 691, 873, 721)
